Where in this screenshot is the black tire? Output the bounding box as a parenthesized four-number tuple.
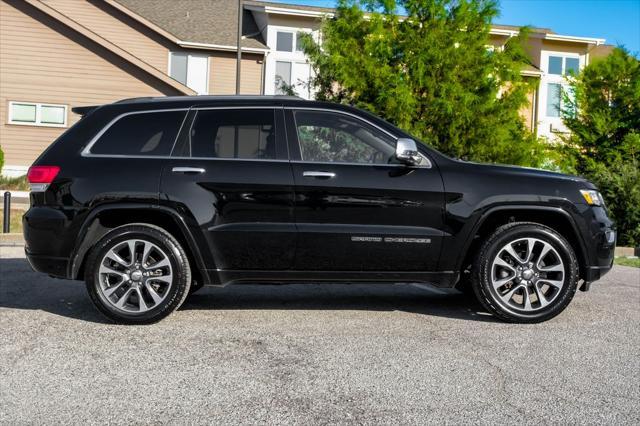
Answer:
(472, 222, 579, 323)
(85, 223, 191, 324)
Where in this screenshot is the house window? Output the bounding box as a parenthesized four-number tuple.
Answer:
(8, 102, 67, 127)
(548, 55, 581, 76)
(275, 61, 292, 94)
(546, 83, 562, 117)
(296, 32, 306, 52)
(276, 32, 294, 52)
(169, 52, 208, 95)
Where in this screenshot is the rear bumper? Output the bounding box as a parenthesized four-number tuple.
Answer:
(25, 250, 70, 279)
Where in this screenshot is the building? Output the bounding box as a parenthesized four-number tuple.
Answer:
(0, 0, 612, 176)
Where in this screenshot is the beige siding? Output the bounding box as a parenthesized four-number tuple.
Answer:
(210, 52, 264, 95)
(0, 0, 182, 168)
(41, 0, 171, 72)
(519, 79, 539, 132)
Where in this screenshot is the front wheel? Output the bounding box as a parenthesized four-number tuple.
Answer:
(85, 224, 191, 324)
(472, 222, 579, 323)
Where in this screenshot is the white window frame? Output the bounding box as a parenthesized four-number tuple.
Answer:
(7, 101, 68, 128)
(265, 25, 317, 99)
(537, 50, 584, 138)
(168, 52, 210, 95)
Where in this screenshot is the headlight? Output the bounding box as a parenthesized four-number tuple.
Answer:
(580, 189, 604, 206)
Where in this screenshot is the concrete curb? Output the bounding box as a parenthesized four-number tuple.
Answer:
(615, 247, 639, 257)
(0, 233, 24, 246)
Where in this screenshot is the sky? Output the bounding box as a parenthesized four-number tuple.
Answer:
(263, 0, 640, 54)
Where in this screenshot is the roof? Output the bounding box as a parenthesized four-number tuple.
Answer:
(113, 0, 267, 50)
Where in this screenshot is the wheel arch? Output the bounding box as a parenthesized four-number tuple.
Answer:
(459, 206, 589, 282)
(69, 204, 213, 285)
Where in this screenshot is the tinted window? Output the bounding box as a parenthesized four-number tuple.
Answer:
(294, 111, 395, 164)
(189, 109, 276, 159)
(91, 111, 186, 156)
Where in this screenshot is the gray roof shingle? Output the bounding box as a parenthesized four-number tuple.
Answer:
(114, 0, 267, 49)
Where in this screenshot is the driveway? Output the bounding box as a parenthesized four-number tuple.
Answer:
(1, 245, 638, 425)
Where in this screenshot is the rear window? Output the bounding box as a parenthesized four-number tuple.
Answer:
(89, 110, 186, 156)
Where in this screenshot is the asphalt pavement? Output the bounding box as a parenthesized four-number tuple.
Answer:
(1, 245, 638, 425)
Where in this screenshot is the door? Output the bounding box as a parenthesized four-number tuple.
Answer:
(160, 107, 296, 272)
(286, 108, 444, 272)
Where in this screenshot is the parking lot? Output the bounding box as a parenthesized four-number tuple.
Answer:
(1, 245, 638, 425)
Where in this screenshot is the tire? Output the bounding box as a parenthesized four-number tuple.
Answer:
(85, 223, 191, 324)
(472, 222, 579, 323)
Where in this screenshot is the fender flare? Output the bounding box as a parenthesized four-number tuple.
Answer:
(455, 204, 589, 273)
(68, 203, 212, 283)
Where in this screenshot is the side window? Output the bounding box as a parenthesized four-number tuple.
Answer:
(294, 110, 396, 164)
(90, 110, 186, 156)
(189, 109, 276, 159)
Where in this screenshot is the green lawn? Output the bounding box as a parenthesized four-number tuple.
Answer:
(0, 209, 23, 234)
(614, 257, 640, 268)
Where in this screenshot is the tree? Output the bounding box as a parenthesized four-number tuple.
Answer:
(560, 47, 640, 246)
(300, 0, 548, 167)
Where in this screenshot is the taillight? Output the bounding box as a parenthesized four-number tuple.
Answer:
(27, 166, 60, 192)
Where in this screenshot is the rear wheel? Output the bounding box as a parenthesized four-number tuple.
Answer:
(472, 222, 579, 323)
(85, 224, 191, 324)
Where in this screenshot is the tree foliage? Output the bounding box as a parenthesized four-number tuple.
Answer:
(560, 47, 640, 245)
(300, 0, 547, 166)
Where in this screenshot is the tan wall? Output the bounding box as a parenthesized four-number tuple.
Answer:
(519, 79, 538, 132)
(41, 0, 172, 72)
(209, 52, 264, 95)
(0, 0, 183, 168)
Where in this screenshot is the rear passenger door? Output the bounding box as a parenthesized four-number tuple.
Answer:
(159, 106, 296, 272)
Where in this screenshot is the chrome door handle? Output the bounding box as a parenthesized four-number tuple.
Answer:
(172, 167, 205, 174)
(303, 171, 336, 179)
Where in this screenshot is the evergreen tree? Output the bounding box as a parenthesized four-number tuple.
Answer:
(561, 47, 640, 246)
(300, 0, 547, 166)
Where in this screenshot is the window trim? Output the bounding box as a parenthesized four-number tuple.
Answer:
(8, 101, 68, 128)
(82, 105, 432, 168)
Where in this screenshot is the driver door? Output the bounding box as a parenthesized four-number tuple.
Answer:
(286, 108, 444, 272)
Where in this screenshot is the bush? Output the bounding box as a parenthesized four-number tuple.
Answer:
(586, 159, 640, 247)
(0, 145, 4, 172)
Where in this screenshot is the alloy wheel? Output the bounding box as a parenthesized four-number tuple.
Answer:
(97, 239, 174, 313)
(490, 237, 565, 312)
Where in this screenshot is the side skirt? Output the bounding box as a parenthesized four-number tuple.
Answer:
(204, 270, 459, 288)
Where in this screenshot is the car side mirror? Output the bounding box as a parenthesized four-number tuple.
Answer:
(395, 138, 423, 166)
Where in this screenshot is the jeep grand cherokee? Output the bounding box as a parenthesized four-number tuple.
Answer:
(23, 96, 616, 324)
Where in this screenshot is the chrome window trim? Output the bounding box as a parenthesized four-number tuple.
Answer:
(81, 104, 432, 168)
(286, 107, 432, 169)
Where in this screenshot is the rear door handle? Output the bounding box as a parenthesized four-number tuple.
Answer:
(172, 167, 205, 174)
(303, 171, 336, 179)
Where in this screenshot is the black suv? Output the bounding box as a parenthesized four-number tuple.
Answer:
(23, 96, 615, 324)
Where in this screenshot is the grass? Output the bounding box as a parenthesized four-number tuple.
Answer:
(614, 257, 640, 268)
(0, 209, 23, 234)
(0, 174, 29, 191)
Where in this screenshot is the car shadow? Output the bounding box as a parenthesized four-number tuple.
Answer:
(0, 256, 498, 324)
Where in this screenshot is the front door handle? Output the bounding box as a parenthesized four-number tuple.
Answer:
(303, 171, 336, 179)
(172, 167, 206, 174)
